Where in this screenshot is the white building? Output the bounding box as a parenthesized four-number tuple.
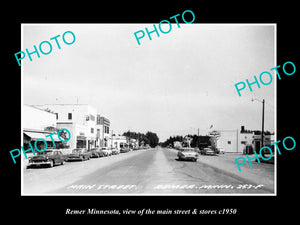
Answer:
(111, 135, 127, 149)
(216, 126, 274, 153)
(215, 130, 239, 153)
(22, 105, 61, 154)
(56, 122, 88, 153)
(33, 104, 99, 150)
(23, 105, 57, 131)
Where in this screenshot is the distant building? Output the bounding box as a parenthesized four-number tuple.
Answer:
(112, 135, 127, 149)
(216, 126, 274, 154)
(173, 141, 182, 149)
(96, 115, 111, 148)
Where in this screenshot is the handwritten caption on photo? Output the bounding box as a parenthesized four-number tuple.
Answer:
(66, 183, 264, 191)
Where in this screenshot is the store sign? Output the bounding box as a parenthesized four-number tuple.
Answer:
(209, 130, 221, 138)
(44, 126, 58, 132)
(77, 135, 86, 141)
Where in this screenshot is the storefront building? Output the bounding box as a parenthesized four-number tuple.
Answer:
(96, 115, 111, 148)
(33, 104, 98, 150)
(216, 126, 275, 154)
(23, 105, 61, 155)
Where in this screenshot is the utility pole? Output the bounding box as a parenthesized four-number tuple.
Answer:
(251, 98, 265, 157)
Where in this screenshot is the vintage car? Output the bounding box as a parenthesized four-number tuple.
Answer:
(200, 147, 218, 155)
(100, 147, 112, 156)
(65, 148, 91, 161)
(133, 146, 140, 151)
(120, 146, 130, 153)
(217, 147, 225, 154)
(177, 148, 198, 162)
(111, 147, 120, 155)
(89, 148, 106, 158)
(27, 149, 65, 168)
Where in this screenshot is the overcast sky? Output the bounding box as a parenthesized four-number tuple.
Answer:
(22, 24, 275, 141)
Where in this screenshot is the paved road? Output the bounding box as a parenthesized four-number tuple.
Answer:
(23, 147, 272, 195)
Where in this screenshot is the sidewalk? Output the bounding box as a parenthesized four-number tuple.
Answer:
(196, 153, 275, 193)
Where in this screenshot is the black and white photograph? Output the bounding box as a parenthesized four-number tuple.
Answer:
(4, 4, 298, 221)
(21, 23, 276, 196)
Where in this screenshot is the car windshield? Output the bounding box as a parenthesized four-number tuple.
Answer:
(37, 151, 53, 155)
(72, 149, 83, 153)
(182, 148, 194, 152)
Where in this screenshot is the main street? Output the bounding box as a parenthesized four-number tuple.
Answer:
(23, 147, 274, 195)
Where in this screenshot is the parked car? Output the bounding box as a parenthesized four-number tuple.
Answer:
(217, 147, 225, 154)
(177, 148, 198, 162)
(120, 146, 130, 153)
(111, 147, 120, 155)
(27, 149, 65, 168)
(101, 147, 112, 156)
(133, 146, 139, 151)
(65, 148, 91, 161)
(89, 148, 105, 158)
(200, 147, 217, 155)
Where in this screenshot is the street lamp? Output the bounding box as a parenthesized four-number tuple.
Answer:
(251, 98, 265, 157)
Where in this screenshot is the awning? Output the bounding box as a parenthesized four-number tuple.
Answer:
(24, 131, 60, 142)
(77, 135, 87, 141)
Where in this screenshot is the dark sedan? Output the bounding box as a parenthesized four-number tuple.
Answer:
(90, 148, 106, 158)
(27, 149, 65, 168)
(65, 148, 91, 161)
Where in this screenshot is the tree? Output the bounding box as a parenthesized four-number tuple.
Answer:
(122, 130, 159, 147)
(146, 131, 159, 148)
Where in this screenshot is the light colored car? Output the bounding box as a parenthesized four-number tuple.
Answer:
(101, 147, 112, 156)
(218, 147, 225, 154)
(111, 147, 120, 155)
(177, 148, 198, 162)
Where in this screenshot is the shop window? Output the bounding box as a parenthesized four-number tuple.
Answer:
(96, 115, 101, 125)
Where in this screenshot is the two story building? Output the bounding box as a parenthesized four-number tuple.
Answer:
(33, 104, 103, 151)
(96, 115, 111, 148)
